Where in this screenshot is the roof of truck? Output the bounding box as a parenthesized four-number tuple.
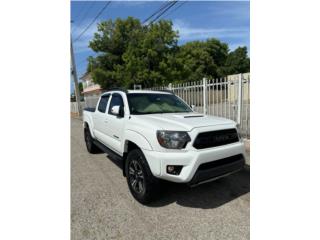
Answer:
(127, 90, 172, 94)
(100, 89, 175, 98)
(102, 89, 173, 95)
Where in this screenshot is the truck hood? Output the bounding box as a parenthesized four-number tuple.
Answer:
(132, 112, 236, 131)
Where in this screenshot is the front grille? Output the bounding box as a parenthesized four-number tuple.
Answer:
(193, 128, 239, 149)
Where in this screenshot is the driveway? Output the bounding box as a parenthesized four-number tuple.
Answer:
(71, 118, 250, 240)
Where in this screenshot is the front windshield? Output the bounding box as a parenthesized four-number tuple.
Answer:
(127, 93, 192, 115)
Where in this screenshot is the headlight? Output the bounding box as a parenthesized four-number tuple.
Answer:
(156, 131, 191, 149)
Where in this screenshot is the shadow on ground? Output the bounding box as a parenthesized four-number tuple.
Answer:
(106, 153, 250, 209)
(152, 169, 249, 209)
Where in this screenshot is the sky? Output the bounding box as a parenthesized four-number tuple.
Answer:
(71, 0, 250, 93)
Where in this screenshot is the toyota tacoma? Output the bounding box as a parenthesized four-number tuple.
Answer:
(83, 89, 245, 204)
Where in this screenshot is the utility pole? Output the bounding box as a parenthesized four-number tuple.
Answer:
(70, 36, 82, 116)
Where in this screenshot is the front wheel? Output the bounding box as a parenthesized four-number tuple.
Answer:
(125, 149, 159, 204)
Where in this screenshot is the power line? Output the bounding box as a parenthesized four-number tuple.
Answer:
(161, 1, 187, 19)
(148, 1, 178, 26)
(73, 1, 111, 43)
(142, 1, 171, 24)
(74, 0, 183, 78)
(71, 1, 97, 35)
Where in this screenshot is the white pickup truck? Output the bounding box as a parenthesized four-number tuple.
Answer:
(83, 89, 245, 204)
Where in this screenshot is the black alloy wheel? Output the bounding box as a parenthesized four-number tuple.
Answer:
(128, 159, 145, 194)
(125, 149, 160, 204)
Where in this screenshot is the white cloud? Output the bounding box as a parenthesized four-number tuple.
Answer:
(173, 19, 248, 42)
(72, 19, 99, 54)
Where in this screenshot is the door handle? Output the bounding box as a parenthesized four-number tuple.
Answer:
(104, 119, 108, 123)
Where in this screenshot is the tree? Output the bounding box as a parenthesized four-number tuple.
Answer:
(78, 82, 83, 93)
(88, 17, 143, 88)
(85, 17, 250, 88)
(123, 20, 179, 87)
(88, 17, 179, 88)
(222, 46, 250, 75)
(175, 39, 229, 82)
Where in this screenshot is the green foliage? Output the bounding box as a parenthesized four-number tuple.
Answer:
(78, 82, 83, 92)
(91, 68, 118, 89)
(175, 39, 229, 82)
(86, 17, 250, 88)
(222, 46, 250, 75)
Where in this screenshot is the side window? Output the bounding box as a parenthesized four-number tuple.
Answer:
(97, 95, 109, 113)
(108, 93, 124, 115)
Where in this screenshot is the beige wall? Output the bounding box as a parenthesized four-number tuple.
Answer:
(227, 73, 250, 103)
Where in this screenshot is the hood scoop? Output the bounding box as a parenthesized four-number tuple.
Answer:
(183, 115, 204, 118)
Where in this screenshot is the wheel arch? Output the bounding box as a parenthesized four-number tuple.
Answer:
(122, 130, 153, 152)
(83, 121, 94, 138)
(122, 130, 153, 176)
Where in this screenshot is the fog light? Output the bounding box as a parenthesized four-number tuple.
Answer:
(167, 166, 175, 172)
(166, 165, 183, 175)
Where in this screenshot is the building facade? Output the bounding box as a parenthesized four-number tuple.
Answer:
(80, 73, 104, 108)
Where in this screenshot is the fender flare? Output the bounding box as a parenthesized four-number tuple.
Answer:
(122, 130, 156, 176)
(83, 120, 94, 138)
(122, 129, 153, 152)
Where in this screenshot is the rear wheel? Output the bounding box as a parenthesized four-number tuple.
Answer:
(84, 127, 99, 153)
(125, 149, 159, 204)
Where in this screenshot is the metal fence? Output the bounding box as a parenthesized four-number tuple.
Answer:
(146, 73, 250, 139)
(71, 73, 250, 138)
(70, 96, 100, 113)
(70, 102, 86, 114)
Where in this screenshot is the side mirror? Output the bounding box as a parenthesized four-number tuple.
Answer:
(111, 105, 124, 117)
(191, 105, 196, 111)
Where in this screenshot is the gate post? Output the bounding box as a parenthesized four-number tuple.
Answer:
(203, 78, 207, 114)
(237, 73, 243, 124)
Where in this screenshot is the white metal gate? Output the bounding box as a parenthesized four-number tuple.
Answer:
(71, 73, 250, 138)
(146, 73, 250, 139)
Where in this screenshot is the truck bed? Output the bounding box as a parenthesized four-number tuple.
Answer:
(83, 107, 95, 112)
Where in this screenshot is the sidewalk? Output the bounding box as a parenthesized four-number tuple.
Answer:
(71, 114, 82, 121)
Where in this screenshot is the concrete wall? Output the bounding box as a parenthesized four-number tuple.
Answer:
(227, 73, 250, 103)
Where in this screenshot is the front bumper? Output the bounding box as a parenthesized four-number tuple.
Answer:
(143, 141, 245, 183)
(188, 154, 244, 186)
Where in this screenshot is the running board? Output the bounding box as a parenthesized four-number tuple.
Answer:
(93, 139, 123, 162)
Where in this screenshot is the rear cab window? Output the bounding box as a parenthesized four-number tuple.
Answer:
(97, 94, 110, 113)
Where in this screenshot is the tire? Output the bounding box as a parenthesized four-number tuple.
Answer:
(84, 127, 99, 153)
(125, 149, 159, 204)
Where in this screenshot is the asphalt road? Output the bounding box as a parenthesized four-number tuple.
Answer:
(71, 118, 250, 240)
